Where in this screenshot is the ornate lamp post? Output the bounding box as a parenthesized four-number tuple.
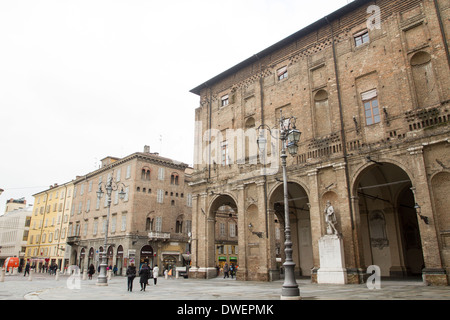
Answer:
(96, 177, 126, 286)
(257, 110, 301, 300)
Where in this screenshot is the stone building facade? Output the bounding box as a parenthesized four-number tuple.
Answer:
(67, 147, 192, 276)
(188, 0, 450, 285)
(25, 182, 73, 272)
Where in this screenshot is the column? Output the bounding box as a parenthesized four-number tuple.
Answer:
(333, 162, 358, 283)
(236, 185, 247, 280)
(256, 180, 269, 281)
(189, 194, 199, 277)
(307, 169, 321, 283)
(408, 146, 447, 285)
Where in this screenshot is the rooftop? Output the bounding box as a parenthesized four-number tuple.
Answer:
(190, 0, 372, 95)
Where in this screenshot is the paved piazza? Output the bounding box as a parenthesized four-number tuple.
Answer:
(0, 272, 449, 300)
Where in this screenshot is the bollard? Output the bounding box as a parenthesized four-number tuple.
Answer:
(28, 269, 33, 281)
(0, 268, 5, 282)
(176, 269, 179, 279)
(83, 269, 87, 280)
(164, 270, 168, 280)
(55, 270, 59, 281)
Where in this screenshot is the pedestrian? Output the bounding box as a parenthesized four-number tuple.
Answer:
(223, 263, 229, 279)
(126, 263, 136, 292)
(139, 263, 150, 291)
(152, 264, 159, 285)
(113, 265, 118, 276)
(24, 262, 30, 277)
(88, 264, 95, 280)
(230, 264, 234, 279)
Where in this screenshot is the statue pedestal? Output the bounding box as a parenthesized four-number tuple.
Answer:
(317, 234, 347, 284)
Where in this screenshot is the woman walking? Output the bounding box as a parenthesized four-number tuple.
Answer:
(139, 263, 150, 291)
(88, 264, 95, 280)
(152, 264, 159, 285)
(126, 263, 136, 292)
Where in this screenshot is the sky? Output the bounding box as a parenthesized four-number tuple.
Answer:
(0, 0, 352, 214)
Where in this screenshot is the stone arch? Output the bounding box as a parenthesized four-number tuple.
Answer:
(352, 161, 425, 278)
(351, 159, 415, 196)
(268, 181, 313, 277)
(207, 193, 239, 277)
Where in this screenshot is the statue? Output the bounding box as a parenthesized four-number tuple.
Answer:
(324, 201, 338, 235)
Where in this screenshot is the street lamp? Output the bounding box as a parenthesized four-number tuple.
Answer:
(257, 110, 301, 300)
(96, 177, 127, 286)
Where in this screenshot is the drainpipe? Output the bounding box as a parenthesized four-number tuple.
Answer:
(207, 84, 212, 181)
(433, 0, 450, 68)
(325, 16, 355, 231)
(255, 54, 269, 239)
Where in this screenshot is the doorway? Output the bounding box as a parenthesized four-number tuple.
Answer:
(355, 162, 425, 278)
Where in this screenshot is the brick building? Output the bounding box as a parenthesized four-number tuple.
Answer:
(67, 147, 193, 275)
(188, 0, 449, 285)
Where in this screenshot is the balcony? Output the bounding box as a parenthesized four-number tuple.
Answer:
(67, 236, 81, 245)
(148, 231, 170, 241)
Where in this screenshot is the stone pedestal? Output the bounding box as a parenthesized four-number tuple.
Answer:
(317, 234, 347, 284)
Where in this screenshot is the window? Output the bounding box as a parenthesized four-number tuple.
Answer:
(220, 223, 226, 237)
(121, 214, 127, 231)
(111, 215, 117, 233)
(171, 173, 179, 185)
(176, 220, 183, 233)
(221, 141, 229, 166)
(186, 220, 192, 235)
(83, 223, 88, 237)
(362, 89, 380, 125)
(126, 165, 131, 179)
(186, 194, 192, 207)
(277, 66, 288, 81)
(114, 190, 119, 205)
(221, 95, 229, 107)
(157, 189, 164, 203)
(354, 30, 369, 47)
(124, 187, 129, 202)
(229, 222, 236, 237)
(142, 167, 151, 180)
(155, 217, 162, 232)
(158, 168, 165, 180)
(93, 219, 98, 235)
(146, 218, 152, 231)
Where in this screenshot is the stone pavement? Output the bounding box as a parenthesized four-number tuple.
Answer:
(0, 272, 449, 301)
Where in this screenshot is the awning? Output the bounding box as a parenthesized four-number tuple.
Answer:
(218, 256, 227, 261)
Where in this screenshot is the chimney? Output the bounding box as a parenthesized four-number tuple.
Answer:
(144, 145, 150, 153)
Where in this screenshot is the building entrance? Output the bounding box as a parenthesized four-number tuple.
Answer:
(269, 182, 313, 277)
(355, 162, 425, 278)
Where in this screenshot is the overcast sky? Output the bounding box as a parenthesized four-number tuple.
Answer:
(0, 0, 352, 214)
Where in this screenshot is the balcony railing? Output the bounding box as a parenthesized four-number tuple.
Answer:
(67, 236, 81, 245)
(148, 231, 170, 240)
